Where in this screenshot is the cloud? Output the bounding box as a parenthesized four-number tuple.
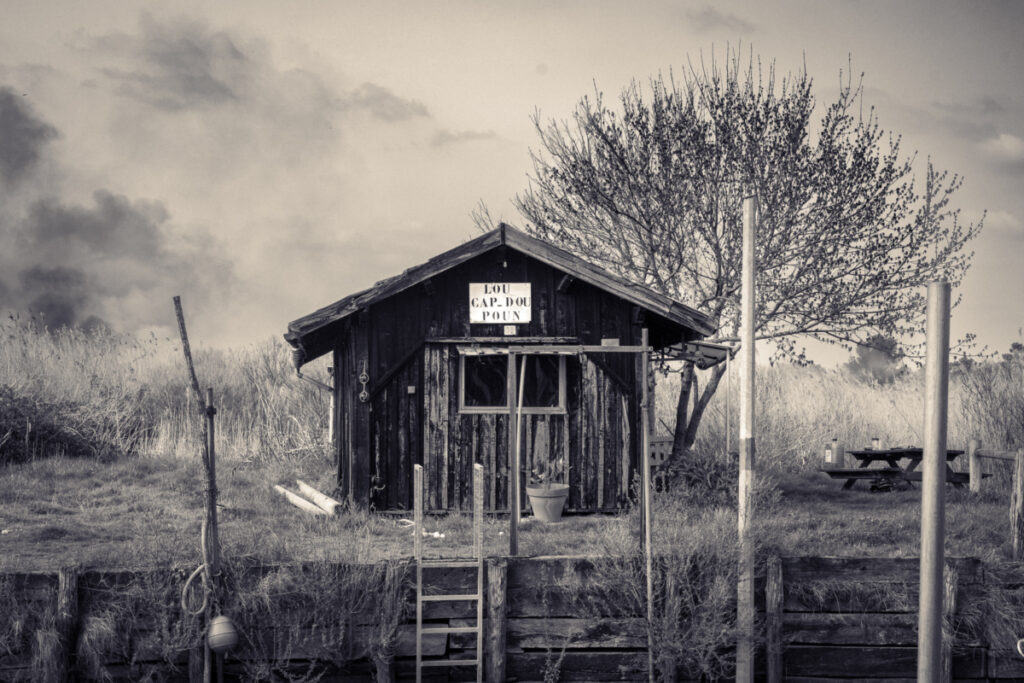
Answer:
(932, 96, 1004, 117)
(980, 132, 1024, 172)
(0, 188, 233, 332)
(93, 15, 249, 111)
(431, 128, 497, 148)
(985, 209, 1023, 240)
(339, 82, 429, 121)
(0, 87, 58, 184)
(687, 6, 754, 33)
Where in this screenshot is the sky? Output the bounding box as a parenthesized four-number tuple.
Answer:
(0, 0, 1021, 363)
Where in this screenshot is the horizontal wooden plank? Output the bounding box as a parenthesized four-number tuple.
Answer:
(821, 467, 902, 479)
(988, 650, 1024, 677)
(783, 678, 917, 683)
(239, 624, 447, 659)
(782, 612, 918, 645)
(449, 616, 647, 650)
(786, 646, 916, 677)
(784, 645, 986, 679)
(506, 650, 650, 682)
(977, 450, 1018, 461)
(782, 556, 983, 584)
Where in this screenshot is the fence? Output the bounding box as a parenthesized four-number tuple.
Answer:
(5, 554, 1024, 681)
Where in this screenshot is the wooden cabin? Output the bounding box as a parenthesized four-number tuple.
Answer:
(284, 224, 716, 513)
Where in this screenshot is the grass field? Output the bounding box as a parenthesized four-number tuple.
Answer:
(1, 318, 1021, 572)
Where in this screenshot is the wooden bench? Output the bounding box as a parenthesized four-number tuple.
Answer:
(821, 467, 902, 481)
(821, 467, 972, 486)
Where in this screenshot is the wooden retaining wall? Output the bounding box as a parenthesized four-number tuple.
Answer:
(5, 556, 1024, 681)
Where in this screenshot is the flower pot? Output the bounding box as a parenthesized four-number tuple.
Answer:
(526, 484, 569, 522)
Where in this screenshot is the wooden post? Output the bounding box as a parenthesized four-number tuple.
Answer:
(414, 464, 422, 681)
(1012, 450, 1024, 560)
(736, 194, 757, 683)
(507, 352, 518, 555)
(968, 439, 981, 493)
(765, 555, 783, 683)
(918, 281, 950, 682)
(474, 463, 484, 683)
(941, 562, 958, 683)
(205, 389, 221, 576)
(725, 351, 731, 458)
(352, 318, 371, 509)
(487, 558, 508, 683)
(53, 565, 78, 683)
(640, 328, 653, 683)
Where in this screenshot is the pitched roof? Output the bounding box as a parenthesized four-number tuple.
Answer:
(284, 223, 716, 361)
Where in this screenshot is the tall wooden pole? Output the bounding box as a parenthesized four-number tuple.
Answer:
(640, 328, 654, 683)
(507, 353, 518, 555)
(736, 195, 757, 683)
(918, 281, 950, 682)
(508, 353, 526, 555)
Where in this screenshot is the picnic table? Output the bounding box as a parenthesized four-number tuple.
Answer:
(823, 446, 968, 490)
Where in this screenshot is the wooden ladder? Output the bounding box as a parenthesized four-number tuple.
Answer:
(414, 463, 484, 683)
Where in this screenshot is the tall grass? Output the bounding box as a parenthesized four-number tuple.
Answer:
(656, 352, 1024, 471)
(0, 317, 331, 465)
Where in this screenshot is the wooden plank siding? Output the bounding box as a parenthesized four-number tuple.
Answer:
(419, 343, 636, 513)
(333, 246, 660, 512)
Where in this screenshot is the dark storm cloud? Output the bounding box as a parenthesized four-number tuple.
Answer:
(22, 190, 167, 259)
(431, 128, 497, 148)
(2, 190, 233, 331)
(96, 15, 246, 111)
(0, 87, 58, 183)
(339, 82, 429, 121)
(17, 265, 93, 330)
(687, 6, 754, 33)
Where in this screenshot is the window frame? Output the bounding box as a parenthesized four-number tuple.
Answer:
(458, 352, 567, 415)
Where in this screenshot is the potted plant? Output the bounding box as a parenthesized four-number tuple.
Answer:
(526, 455, 570, 522)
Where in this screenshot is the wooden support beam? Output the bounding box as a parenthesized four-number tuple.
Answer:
(968, 439, 981, 493)
(766, 555, 784, 683)
(53, 565, 78, 683)
(941, 562, 957, 683)
(352, 315, 371, 509)
(556, 274, 575, 293)
(487, 558, 508, 682)
(1013, 450, 1024, 561)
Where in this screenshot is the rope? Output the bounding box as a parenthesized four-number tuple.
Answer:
(181, 518, 211, 616)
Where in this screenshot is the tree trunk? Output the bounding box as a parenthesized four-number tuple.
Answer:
(671, 363, 695, 460)
(684, 364, 727, 450)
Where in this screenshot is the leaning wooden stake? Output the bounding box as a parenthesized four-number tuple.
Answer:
(918, 281, 950, 681)
(736, 194, 758, 683)
(173, 296, 221, 683)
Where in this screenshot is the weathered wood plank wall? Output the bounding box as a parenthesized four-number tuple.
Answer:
(7, 556, 1024, 681)
(334, 244, 674, 512)
(420, 343, 636, 513)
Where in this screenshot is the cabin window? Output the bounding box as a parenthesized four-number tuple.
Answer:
(459, 354, 566, 414)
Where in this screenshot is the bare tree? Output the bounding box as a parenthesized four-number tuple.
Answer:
(480, 50, 983, 458)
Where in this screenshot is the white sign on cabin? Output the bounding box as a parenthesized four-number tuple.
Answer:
(469, 283, 532, 324)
